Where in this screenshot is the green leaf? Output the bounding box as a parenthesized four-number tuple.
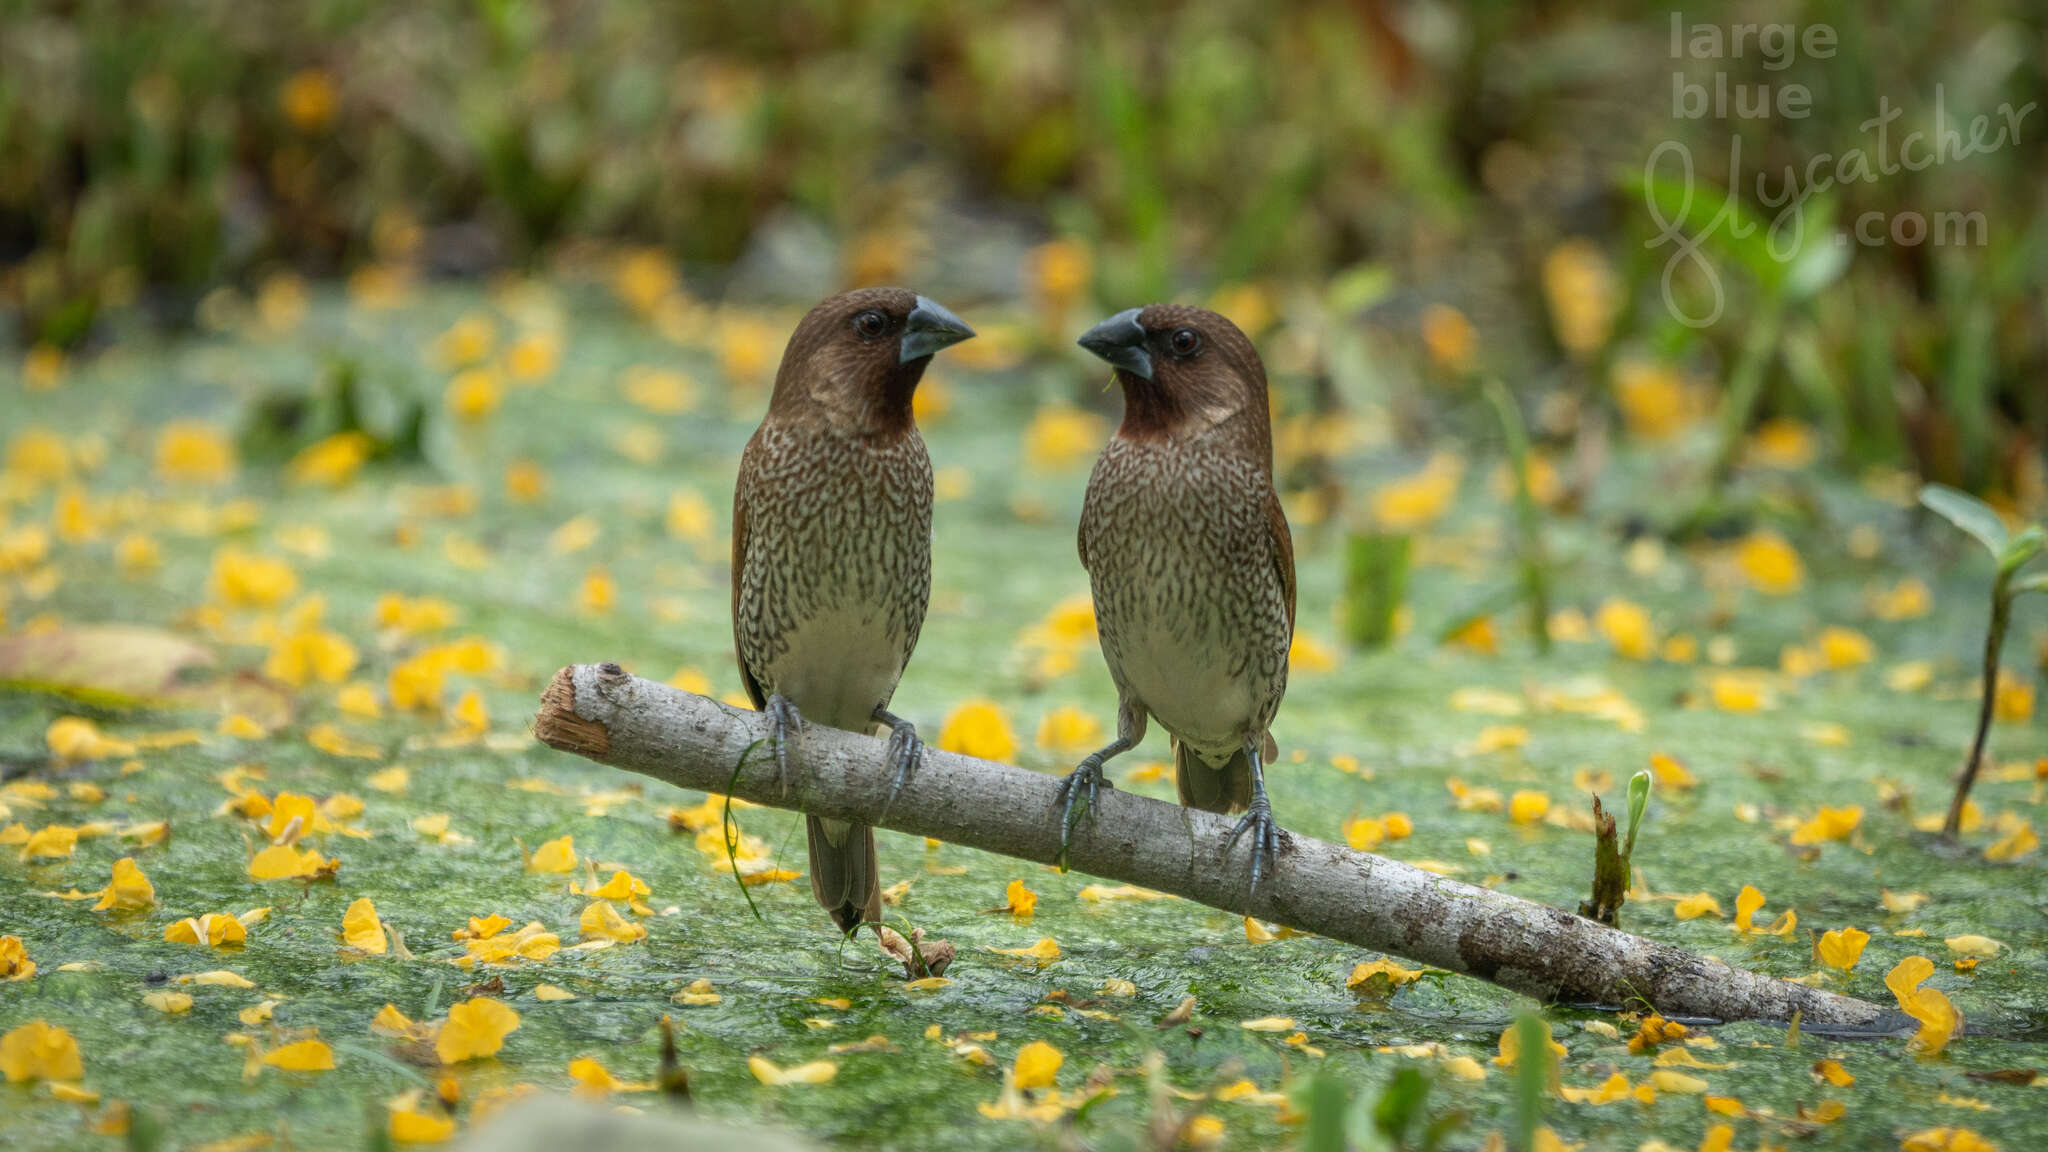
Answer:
(1919, 483, 2009, 558)
(1512, 1014, 1550, 1150)
(2013, 572, 2048, 598)
(1998, 526, 2044, 577)
(1623, 770, 1652, 861)
(1298, 1071, 1351, 1152)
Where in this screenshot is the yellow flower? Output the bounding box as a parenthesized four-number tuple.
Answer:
(0, 1021, 84, 1084)
(1886, 957, 1961, 1058)
(1873, 578, 1932, 621)
(1673, 893, 1723, 920)
(1508, 791, 1551, 825)
(143, 990, 194, 1014)
(578, 900, 648, 943)
(375, 594, 461, 635)
(444, 368, 504, 422)
(263, 1039, 336, 1072)
(209, 549, 298, 608)
(666, 491, 716, 543)
(1708, 671, 1774, 713)
(622, 366, 697, 414)
(1346, 957, 1427, 992)
(1648, 751, 1697, 790)
(1736, 532, 1805, 595)
(1034, 706, 1103, 758)
(989, 937, 1061, 962)
(343, 897, 387, 953)
(48, 717, 136, 761)
(450, 690, 488, 734)
(1289, 633, 1339, 673)
(265, 629, 359, 687)
(248, 844, 334, 881)
(938, 700, 1018, 763)
(436, 998, 521, 1064)
(586, 870, 651, 901)
(1420, 304, 1477, 375)
(432, 314, 497, 369)
(1985, 819, 2038, 862)
(526, 835, 576, 873)
(91, 858, 155, 912)
(1023, 405, 1106, 471)
(505, 459, 549, 503)
(1559, 1071, 1633, 1105)
(614, 249, 678, 315)
(1370, 453, 1463, 531)
(1789, 806, 1862, 846)
(280, 69, 338, 132)
(1733, 885, 1795, 935)
(1945, 935, 2002, 958)
(1343, 816, 1384, 851)
(1817, 927, 1870, 970)
(1444, 615, 1498, 655)
(155, 422, 237, 485)
(1542, 238, 1616, 358)
(505, 331, 561, 382)
(1748, 418, 1816, 468)
(164, 913, 248, 947)
(0, 936, 35, 981)
(1609, 360, 1692, 445)
(1994, 680, 2034, 723)
(1595, 598, 1655, 661)
(1026, 240, 1091, 314)
(5, 428, 73, 486)
(18, 824, 79, 861)
(1492, 1019, 1566, 1068)
(117, 534, 161, 572)
(1011, 1040, 1063, 1090)
(1002, 879, 1037, 918)
(1901, 1128, 2000, 1152)
(388, 1100, 457, 1144)
(1816, 627, 1874, 669)
(288, 431, 374, 487)
(748, 1056, 838, 1086)
(577, 568, 616, 616)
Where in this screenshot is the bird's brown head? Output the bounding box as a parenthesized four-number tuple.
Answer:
(768, 287, 974, 434)
(1077, 304, 1272, 453)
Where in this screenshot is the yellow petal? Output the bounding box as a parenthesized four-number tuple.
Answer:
(343, 897, 387, 954)
(748, 1056, 838, 1086)
(263, 1039, 335, 1072)
(434, 998, 520, 1064)
(142, 991, 193, 1014)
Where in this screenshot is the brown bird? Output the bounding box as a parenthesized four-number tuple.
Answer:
(1057, 304, 1295, 889)
(732, 287, 974, 934)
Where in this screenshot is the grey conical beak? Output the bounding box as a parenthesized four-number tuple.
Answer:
(1077, 307, 1152, 380)
(899, 296, 976, 363)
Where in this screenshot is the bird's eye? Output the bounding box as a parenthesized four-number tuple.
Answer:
(853, 310, 888, 339)
(1168, 328, 1201, 357)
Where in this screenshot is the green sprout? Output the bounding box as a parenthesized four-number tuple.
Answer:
(1483, 379, 1554, 654)
(1918, 483, 2048, 838)
(1580, 770, 1652, 927)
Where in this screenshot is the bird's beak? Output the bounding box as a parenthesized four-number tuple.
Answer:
(900, 296, 976, 363)
(1077, 308, 1152, 380)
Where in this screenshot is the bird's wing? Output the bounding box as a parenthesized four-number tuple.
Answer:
(732, 434, 768, 712)
(1266, 486, 1296, 633)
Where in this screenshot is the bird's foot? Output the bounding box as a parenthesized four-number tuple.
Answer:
(1052, 755, 1116, 870)
(764, 694, 803, 798)
(874, 706, 922, 815)
(1226, 795, 1282, 897)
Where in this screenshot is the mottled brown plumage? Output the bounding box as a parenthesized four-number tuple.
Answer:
(1059, 304, 1295, 889)
(732, 287, 972, 934)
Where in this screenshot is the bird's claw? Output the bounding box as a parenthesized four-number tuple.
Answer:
(1226, 797, 1282, 897)
(1051, 757, 1114, 870)
(881, 720, 922, 812)
(764, 694, 803, 798)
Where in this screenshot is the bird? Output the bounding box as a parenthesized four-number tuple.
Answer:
(1056, 304, 1295, 891)
(731, 287, 974, 935)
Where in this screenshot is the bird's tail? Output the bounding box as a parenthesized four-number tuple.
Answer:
(806, 816, 881, 935)
(1174, 737, 1256, 814)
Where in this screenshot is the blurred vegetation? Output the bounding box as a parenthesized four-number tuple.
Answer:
(2, 0, 2044, 504)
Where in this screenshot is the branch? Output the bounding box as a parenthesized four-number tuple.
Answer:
(534, 664, 1895, 1028)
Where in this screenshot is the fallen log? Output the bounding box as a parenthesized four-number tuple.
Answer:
(533, 663, 1894, 1028)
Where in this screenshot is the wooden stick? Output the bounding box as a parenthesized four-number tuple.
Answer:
(534, 663, 1896, 1028)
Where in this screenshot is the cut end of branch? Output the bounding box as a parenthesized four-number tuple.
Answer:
(534, 666, 610, 757)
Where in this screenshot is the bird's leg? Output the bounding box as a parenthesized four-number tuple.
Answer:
(873, 704, 922, 813)
(763, 693, 804, 799)
(1225, 735, 1282, 897)
(1053, 739, 1131, 870)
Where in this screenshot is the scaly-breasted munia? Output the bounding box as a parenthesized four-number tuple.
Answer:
(1058, 304, 1295, 889)
(732, 287, 974, 934)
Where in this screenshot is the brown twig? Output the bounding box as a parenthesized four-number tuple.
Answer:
(533, 664, 1896, 1028)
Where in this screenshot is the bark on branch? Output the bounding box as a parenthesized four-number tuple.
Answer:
(534, 663, 1895, 1029)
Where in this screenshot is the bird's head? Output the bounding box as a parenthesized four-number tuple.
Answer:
(769, 287, 975, 434)
(1077, 304, 1271, 451)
